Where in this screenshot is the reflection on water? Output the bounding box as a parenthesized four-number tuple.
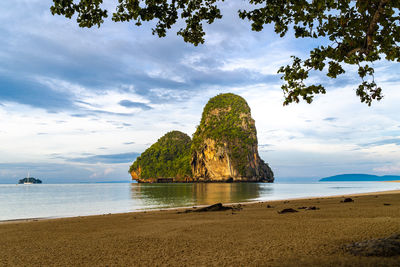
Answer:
(0, 181, 399, 221)
(131, 183, 273, 208)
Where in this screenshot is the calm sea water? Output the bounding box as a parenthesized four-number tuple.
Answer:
(0, 182, 399, 221)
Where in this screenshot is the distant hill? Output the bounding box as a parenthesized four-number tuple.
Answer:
(320, 174, 400, 182)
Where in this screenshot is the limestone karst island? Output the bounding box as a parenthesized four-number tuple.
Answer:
(129, 93, 274, 183)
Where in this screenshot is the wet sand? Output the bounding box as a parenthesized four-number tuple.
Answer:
(1, 191, 399, 266)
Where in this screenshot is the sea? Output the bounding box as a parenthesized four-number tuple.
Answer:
(0, 181, 399, 221)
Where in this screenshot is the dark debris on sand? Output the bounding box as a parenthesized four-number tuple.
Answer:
(178, 203, 242, 214)
(344, 234, 400, 257)
(278, 208, 298, 214)
(298, 206, 319, 210)
(341, 198, 354, 203)
(305, 206, 319, 210)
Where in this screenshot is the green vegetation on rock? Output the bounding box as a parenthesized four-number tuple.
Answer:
(129, 131, 192, 181)
(128, 93, 273, 182)
(192, 93, 258, 176)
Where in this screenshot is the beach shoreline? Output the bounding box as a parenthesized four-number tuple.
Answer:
(1, 189, 399, 266)
(2, 188, 400, 224)
(2, 188, 399, 224)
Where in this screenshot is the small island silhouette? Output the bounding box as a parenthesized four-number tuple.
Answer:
(18, 177, 42, 184)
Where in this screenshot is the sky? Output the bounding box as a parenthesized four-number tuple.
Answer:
(0, 1, 399, 183)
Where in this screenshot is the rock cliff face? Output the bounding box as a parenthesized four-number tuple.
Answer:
(129, 131, 192, 183)
(191, 93, 274, 182)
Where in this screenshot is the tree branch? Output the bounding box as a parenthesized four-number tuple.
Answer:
(347, 0, 389, 58)
(347, 47, 363, 57)
(365, 0, 389, 51)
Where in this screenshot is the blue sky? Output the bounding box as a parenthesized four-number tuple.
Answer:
(1, 1, 400, 183)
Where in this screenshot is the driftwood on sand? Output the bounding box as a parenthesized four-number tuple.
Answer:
(178, 203, 243, 213)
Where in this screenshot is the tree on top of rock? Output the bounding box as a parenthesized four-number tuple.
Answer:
(191, 93, 273, 180)
(129, 131, 192, 181)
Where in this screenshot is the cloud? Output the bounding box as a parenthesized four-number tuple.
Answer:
(0, 73, 75, 111)
(0, 0, 285, 117)
(124, 142, 135, 145)
(81, 109, 134, 117)
(71, 114, 89, 118)
(67, 152, 140, 164)
(259, 144, 273, 148)
(360, 138, 400, 148)
(119, 100, 152, 110)
(90, 167, 116, 178)
(80, 152, 95, 156)
(373, 164, 400, 173)
(323, 117, 337, 121)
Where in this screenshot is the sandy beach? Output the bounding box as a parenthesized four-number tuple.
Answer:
(1, 190, 399, 266)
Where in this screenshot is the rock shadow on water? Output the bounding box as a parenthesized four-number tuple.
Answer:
(130, 183, 273, 209)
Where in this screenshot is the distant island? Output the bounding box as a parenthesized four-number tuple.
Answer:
(18, 177, 42, 184)
(320, 174, 400, 182)
(129, 93, 274, 183)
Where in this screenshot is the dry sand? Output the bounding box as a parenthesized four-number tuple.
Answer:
(1, 191, 399, 266)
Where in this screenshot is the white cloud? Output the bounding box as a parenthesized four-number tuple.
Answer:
(373, 164, 400, 174)
(36, 77, 152, 114)
(90, 166, 115, 178)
